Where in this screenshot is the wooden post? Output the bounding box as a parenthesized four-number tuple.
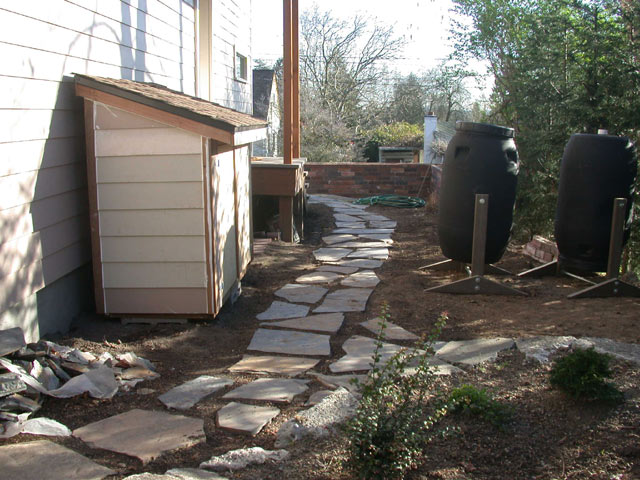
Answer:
(606, 198, 627, 279)
(279, 196, 294, 243)
(292, 0, 300, 159)
(283, 0, 292, 166)
(471, 194, 489, 276)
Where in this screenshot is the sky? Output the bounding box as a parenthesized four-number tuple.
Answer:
(251, 0, 491, 98)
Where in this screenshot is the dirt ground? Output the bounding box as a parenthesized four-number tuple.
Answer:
(3, 201, 639, 479)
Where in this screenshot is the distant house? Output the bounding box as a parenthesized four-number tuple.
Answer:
(252, 69, 281, 157)
(0, 0, 257, 341)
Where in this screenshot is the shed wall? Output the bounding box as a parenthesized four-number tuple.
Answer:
(0, 0, 196, 339)
(94, 104, 208, 314)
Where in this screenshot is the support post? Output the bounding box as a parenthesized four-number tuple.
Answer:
(279, 196, 294, 243)
(471, 194, 489, 276)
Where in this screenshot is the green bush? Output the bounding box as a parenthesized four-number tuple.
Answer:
(549, 348, 623, 402)
(447, 384, 512, 427)
(345, 306, 450, 479)
(362, 122, 423, 162)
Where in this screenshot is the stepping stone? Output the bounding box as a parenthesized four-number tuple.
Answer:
(360, 318, 419, 340)
(306, 390, 334, 406)
(314, 288, 374, 313)
(322, 234, 357, 245)
(400, 356, 465, 376)
(309, 372, 366, 393)
(159, 376, 234, 410)
(358, 214, 390, 222)
(341, 270, 380, 288)
(337, 241, 391, 249)
(295, 271, 344, 284)
(274, 284, 328, 304)
(335, 259, 383, 269)
(216, 402, 280, 436)
(261, 313, 345, 333)
(329, 336, 406, 373)
(334, 213, 362, 222)
(515, 336, 578, 363)
(0, 440, 115, 480)
(228, 355, 319, 376)
(583, 337, 640, 365)
(200, 447, 289, 471)
(166, 469, 229, 480)
(73, 409, 205, 463)
(313, 247, 352, 262)
(256, 301, 309, 321)
(247, 329, 331, 356)
(335, 222, 367, 229)
(223, 378, 309, 403)
(359, 233, 393, 243)
(369, 221, 397, 229)
(317, 265, 359, 275)
(436, 338, 515, 366)
(347, 248, 389, 260)
(333, 228, 394, 235)
(0, 327, 26, 356)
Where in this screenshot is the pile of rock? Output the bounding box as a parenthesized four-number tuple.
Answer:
(0, 326, 158, 438)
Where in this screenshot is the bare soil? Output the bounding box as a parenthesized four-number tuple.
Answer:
(2, 201, 639, 479)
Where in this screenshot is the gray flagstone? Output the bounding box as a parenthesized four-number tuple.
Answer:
(228, 355, 320, 376)
(360, 318, 419, 340)
(333, 228, 394, 235)
(247, 328, 331, 356)
(274, 284, 328, 304)
(223, 378, 309, 403)
(216, 403, 280, 436)
(261, 313, 345, 333)
(335, 259, 383, 269)
(313, 288, 374, 313)
(436, 338, 515, 365)
(341, 270, 380, 288)
(295, 271, 344, 284)
(316, 265, 359, 275)
(346, 248, 389, 260)
(158, 376, 234, 410)
(322, 234, 357, 245)
(256, 301, 309, 320)
(313, 247, 352, 262)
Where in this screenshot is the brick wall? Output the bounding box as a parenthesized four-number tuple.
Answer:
(304, 163, 433, 198)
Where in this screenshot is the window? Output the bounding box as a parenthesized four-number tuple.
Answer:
(235, 51, 248, 82)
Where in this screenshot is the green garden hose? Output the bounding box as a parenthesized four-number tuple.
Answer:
(354, 194, 426, 208)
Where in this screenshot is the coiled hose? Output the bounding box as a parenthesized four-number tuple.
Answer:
(353, 194, 426, 208)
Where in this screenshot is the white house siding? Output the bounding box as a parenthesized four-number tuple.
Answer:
(0, 0, 196, 340)
(210, 0, 252, 114)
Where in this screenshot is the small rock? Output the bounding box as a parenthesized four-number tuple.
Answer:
(200, 447, 289, 471)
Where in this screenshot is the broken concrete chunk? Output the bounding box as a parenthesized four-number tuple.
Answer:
(0, 393, 41, 413)
(48, 365, 118, 399)
(0, 327, 26, 357)
(21, 417, 72, 437)
(0, 373, 27, 398)
(166, 468, 229, 480)
(159, 376, 234, 410)
(200, 446, 289, 471)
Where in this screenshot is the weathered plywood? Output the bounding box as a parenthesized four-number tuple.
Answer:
(102, 262, 207, 288)
(235, 147, 252, 277)
(95, 103, 169, 130)
(95, 128, 201, 157)
(97, 182, 203, 210)
(97, 154, 202, 183)
(99, 209, 205, 236)
(211, 150, 238, 303)
(103, 288, 208, 314)
(100, 236, 206, 263)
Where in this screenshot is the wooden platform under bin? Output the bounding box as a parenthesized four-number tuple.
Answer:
(75, 75, 267, 318)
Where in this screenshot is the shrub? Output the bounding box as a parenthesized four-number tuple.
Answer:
(447, 384, 512, 427)
(345, 306, 450, 479)
(549, 348, 623, 402)
(362, 122, 424, 162)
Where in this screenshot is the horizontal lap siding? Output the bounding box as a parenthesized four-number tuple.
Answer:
(95, 104, 207, 309)
(0, 0, 196, 335)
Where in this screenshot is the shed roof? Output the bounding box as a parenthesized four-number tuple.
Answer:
(75, 74, 267, 136)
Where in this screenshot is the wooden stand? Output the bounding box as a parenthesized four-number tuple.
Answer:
(426, 194, 527, 296)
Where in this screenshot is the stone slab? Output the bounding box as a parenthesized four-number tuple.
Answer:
(228, 355, 320, 376)
(0, 327, 26, 356)
(0, 440, 115, 480)
(436, 338, 515, 365)
(313, 247, 352, 262)
(21, 417, 72, 436)
(337, 241, 392, 249)
(322, 234, 357, 245)
(73, 409, 205, 463)
(329, 335, 406, 373)
(335, 259, 383, 269)
(166, 468, 229, 480)
(333, 228, 394, 235)
(334, 214, 363, 222)
(274, 284, 328, 304)
(309, 372, 366, 394)
(316, 265, 359, 275)
(360, 318, 419, 340)
(223, 378, 309, 403)
(313, 288, 374, 313)
(295, 271, 344, 284)
(306, 390, 335, 406)
(400, 356, 465, 376)
(583, 337, 640, 365)
(159, 376, 234, 410)
(357, 214, 391, 222)
(347, 248, 389, 260)
(247, 329, 331, 356)
(261, 313, 345, 333)
(216, 402, 280, 436)
(200, 447, 289, 471)
(515, 336, 577, 363)
(341, 270, 380, 288)
(256, 301, 309, 321)
(335, 222, 367, 229)
(359, 233, 393, 243)
(369, 221, 397, 229)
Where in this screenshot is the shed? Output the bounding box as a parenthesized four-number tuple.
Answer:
(74, 75, 267, 318)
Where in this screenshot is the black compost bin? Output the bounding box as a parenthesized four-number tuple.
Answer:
(438, 122, 519, 264)
(555, 133, 637, 272)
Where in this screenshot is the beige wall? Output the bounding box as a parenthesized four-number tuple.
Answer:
(0, 0, 196, 339)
